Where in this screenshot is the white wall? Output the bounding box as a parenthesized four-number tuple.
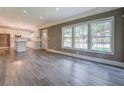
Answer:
(27, 29, 42, 49)
(0, 27, 42, 49)
(0, 28, 31, 48)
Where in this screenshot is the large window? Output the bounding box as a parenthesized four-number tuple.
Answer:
(74, 24, 88, 49)
(90, 20, 112, 52)
(62, 17, 114, 54)
(62, 26, 73, 48)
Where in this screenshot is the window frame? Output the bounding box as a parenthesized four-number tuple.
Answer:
(62, 25, 73, 49)
(89, 16, 114, 55)
(73, 22, 89, 50)
(61, 16, 114, 55)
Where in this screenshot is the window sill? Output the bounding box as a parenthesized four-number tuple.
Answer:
(62, 47, 114, 55)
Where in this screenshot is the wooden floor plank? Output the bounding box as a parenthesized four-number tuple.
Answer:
(0, 48, 124, 86)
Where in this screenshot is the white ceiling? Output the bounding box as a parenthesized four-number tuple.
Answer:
(0, 7, 119, 31)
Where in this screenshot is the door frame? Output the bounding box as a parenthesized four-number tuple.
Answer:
(41, 29, 48, 49)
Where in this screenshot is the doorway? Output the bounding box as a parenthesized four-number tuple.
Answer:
(0, 33, 10, 48)
(41, 29, 47, 49)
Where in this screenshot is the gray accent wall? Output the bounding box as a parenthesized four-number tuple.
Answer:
(41, 8, 124, 62)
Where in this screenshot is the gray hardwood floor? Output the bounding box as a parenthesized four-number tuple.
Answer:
(0, 48, 124, 86)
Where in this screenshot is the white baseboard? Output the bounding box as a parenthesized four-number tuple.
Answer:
(47, 49, 124, 68)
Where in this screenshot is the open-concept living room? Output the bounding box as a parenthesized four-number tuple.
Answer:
(0, 7, 124, 86)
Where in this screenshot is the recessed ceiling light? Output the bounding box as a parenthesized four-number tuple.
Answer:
(56, 8, 59, 11)
(40, 16, 43, 19)
(23, 10, 27, 13)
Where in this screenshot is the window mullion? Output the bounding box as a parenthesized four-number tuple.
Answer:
(110, 19, 114, 54)
(62, 28, 64, 48)
(72, 26, 75, 49)
(88, 23, 91, 50)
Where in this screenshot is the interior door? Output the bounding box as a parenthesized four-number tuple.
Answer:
(41, 29, 47, 49)
(0, 33, 10, 48)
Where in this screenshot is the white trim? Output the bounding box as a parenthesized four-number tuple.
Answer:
(47, 49, 124, 68)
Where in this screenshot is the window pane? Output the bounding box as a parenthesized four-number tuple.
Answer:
(74, 24, 88, 49)
(63, 37, 72, 47)
(63, 27, 72, 48)
(91, 20, 112, 52)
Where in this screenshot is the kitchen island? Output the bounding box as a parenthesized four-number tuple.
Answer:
(15, 38, 27, 52)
